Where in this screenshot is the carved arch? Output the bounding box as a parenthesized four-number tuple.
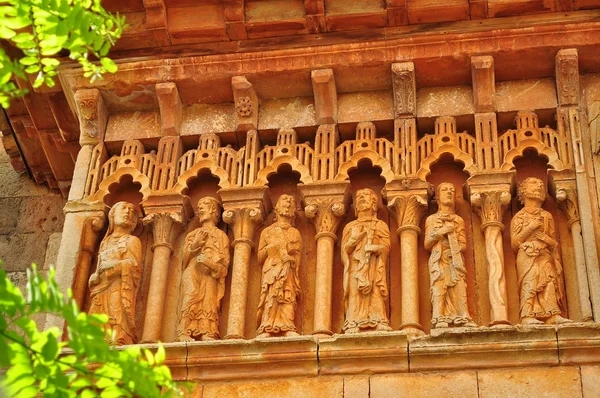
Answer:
(90, 168, 151, 203)
(173, 160, 232, 194)
(335, 150, 396, 183)
(416, 145, 478, 181)
(500, 139, 564, 171)
(254, 155, 313, 186)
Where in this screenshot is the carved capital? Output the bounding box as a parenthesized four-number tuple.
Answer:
(144, 212, 183, 252)
(388, 194, 428, 234)
(300, 181, 350, 239)
(74, 89, 107, 145)
(220, 186, 271, 244)
(555, 187, 580, 230)
(223, 207, 263, 246)
(392, 62, 416, 117)
(470, 190, 511, 231)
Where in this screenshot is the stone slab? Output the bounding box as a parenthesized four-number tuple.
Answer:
(409, 326, 558, 371)
(477, 367, 582, 398)
(202, 376, 343, 398)
(0, 197, 21, 234)
(370, 371, 478, 398)
(581, 365, 600, 398)
(17, 195, 66, 233)
(43, 232, 62, 270)
(0, 232, 49, 271)
(343, 375, 369, 398)
(318, 332, 409, 375)
(186, 336, 318, 381)
(558, 323, 600, 366)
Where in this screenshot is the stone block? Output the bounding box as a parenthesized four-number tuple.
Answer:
(370, 372, 478, 398)
(0, 197, 21, 234)
(318, 332, 409, 375)
(338, 91, 394, 124)
(0, 162, 53, 198)
(44, 232, 62, 270)
(581, 365, 600, 398)
(17, 195, 66, 233)
(558, 323, 600, 366)
(0, 233, 48, 271)
(417, 85, 474, 118)
(496, 78, 557, 112)
(343, 375, 369, 398)
(202, 376, 343, 398)
(409, 326, 559, 371)
(477, 367, 582, 398)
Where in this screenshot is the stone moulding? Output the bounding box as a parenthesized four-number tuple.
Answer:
(132, 324, 599, 382)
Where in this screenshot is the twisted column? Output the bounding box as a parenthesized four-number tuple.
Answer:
(301, 182, 350, 337)
(386, 179, 431, 335)
(471, 188, 512, 326)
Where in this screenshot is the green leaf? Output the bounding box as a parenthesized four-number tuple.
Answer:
(19, 56, 39, 66)
(155, 343, 165, 365)
(100, 57, 117, 73)
(41, 333, 59, 362)
(0, 26, 16, 39)
(25, 64, 41, 74)
(12, 32, 34, 44)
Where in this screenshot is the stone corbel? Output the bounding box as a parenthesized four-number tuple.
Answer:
(140, 194, 193, 342)
(391, 62, 416, 118)
(74, 89, 107, 146)
(471, 55, 495, 113)
(549, 170, 593, 322)
(232, 76, 258, 132)
(156, 82, 182, 136)
(556, 49, 580, 107)
(385, 178, 432, 335)
(300, 181, 351, 337)
(219, 186, 271, 339)
(468, 172, 514, 327)
(311, 69, 338, 125)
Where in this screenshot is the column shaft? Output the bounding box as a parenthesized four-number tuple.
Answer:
(312, 234, 336, 336)
(570, 221, 593, 320)
(142, 244, 173, 342)
(483, 225, 509, 325)
(226, 240, 253, 339)
(399, 228, 421, 331)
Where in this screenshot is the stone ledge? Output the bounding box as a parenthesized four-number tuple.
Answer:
(140, 324, 600, 381)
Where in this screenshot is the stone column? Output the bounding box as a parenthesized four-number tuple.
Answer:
(72, 212, 106, 309)
(550, 171, 593, 321)
(141, 195, 191, 343)
(385, 178, 431, 335)
(300, 181, 350, 337)
(220, 187, 270, 339)
(468, 173, 514, 327)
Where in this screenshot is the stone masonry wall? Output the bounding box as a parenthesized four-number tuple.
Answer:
(0, 139, 65, 293)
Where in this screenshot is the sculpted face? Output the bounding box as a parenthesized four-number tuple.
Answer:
(111, 202, 137, 232)
(355, 188, 377, 214)
(520, 177, 546, 203)
(197, 197, 220, 224)
(437, 183, 456, 208)
(276, 195, 296, 219)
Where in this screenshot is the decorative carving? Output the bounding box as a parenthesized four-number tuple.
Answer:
(388, 194, 428, 230)
(556, 49, 579, 106)
(341, 188, 392, 333)
(510, 178, 572, 325)
(78, 99, 97, 134)
(305, 197, 346, 237)
(236, 96, 253, 117)
(392, 62, 416, 117)
(74, 89, 107, 145)
(256, 195, 302, 338)
(425, 183, 476, 329)
(88, 202, 142, 345)
(555, 187, 580, 230)
(178, 197, 230, 341)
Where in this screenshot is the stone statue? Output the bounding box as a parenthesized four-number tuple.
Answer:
(178, 197, 230, 341)
(88, 201, 142, 345)
(341, 188, 392, 334)
(424, 183, 476, 329)
(511, 177, 572, 325)
(256, 194, 302, 338)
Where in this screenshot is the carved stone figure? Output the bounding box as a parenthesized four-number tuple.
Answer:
(257, 194, 302, 338)
(511, 178, 572, 325)
(88, 202, 142, 345)
(425, 183, 476, 329)
(178, 197, 230, 341)
(341, 188, 392, 334)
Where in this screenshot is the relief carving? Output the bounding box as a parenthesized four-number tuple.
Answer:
(178, 197, 230, 342)
(88, 202, 142, 345)
(511, 178, 572, 325)
(236, 96, 253, 117)
(341, 188, 392, 333)
(425, 183, 476, 329)
(305, 197, 346, 237)
(78, 98, 98, 136)
(257, 195, 302, 338)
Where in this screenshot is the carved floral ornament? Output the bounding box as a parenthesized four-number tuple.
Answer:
(235, 96, 253, 117)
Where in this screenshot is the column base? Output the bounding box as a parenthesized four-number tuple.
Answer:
(312, 329, 334, 338)
(489, 320, 513, 328)
(225, 334, 246, 340)
(399, 323, 425, 337)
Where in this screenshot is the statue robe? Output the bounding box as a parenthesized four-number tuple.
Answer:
(178, 225, 230, 339)
(257, 222, 302, 335)
(341, 216, 390, 332)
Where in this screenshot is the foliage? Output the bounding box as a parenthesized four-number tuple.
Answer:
(0, 0, 126, 108)
(0, 264, 188, 398)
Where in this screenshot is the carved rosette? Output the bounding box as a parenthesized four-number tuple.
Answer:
(305, 197, 346, 240)
(236, 96, 253, 117)
(388, 194, 428, 234)
(555, 187, 580, 231)
(144, 212, 184, 252)
(470, 190, 511, 231)
(223, 207, 263, 245)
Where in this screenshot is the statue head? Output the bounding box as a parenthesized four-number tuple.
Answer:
(436, 182, 456, 210)
(274, 194, 296, 223)
(518, 177, 546, 205)
(355, 188, 378, 216)
(197, 197, 221, 225)
(108, 202, 138, 234)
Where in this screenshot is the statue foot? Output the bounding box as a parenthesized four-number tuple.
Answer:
(177, 335, 195, 343)
(521, 317, 544, 325)
(256, 332, 271, 339)
(435, 322, 449, 328)
(463, 322, 478, 328)
(201, 335, 216, 341)
(284, 331, 300, 337)
(545, 315, 573, 325)
(345, 327, 359, 334)
(375, 324, 392, 332)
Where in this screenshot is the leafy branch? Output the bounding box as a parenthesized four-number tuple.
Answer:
(0, 0, 127, 108)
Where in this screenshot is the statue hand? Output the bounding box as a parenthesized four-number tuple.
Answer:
(196, 230, 208, 245)
(347, 229, 366, 246)
(282, 255, 296, 266)
(197, 254, 206, 264)
(438, 225, 455, 235)
(89, 273, 99, 287)
(364, 244, 383, 255)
